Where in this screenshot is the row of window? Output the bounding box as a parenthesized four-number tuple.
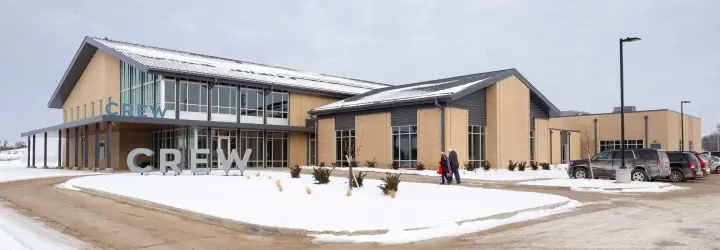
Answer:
(64, 98, 109, 122)
(599, 140, 644, 152)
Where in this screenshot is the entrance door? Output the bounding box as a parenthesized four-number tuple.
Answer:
(217, 136, 231, 168)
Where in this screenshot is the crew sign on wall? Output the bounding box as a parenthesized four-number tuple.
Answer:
(127, 148, 252, 175)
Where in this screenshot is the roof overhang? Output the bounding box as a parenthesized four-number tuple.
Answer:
(311, 96, 452, 116)
(20, 115, 312, 137)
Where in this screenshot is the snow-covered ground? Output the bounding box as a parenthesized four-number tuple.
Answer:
(518, 179, 685, 193)
(62, 170, 578, 243)
(303, 164, 569, 181)
(0, 151, 97, 249)
(0, 148, 26, 161)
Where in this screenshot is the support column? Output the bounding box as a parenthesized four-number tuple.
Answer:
(175, 79, 180, 119)
(32, 134, 36, 168)
(106, 122, 113, 172)
(94, 123, 100, 171)
(26, 136, 31, 168)
(206, 127, 211, 173)
(65, 128, 70, 169)
(74, 127, 79, 170)
(58, 129, 62, 169)
(43, 132, 48, 168)
(84, 125, 89, 169)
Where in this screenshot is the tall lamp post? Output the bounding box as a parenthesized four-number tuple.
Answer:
(680, 101, 690, 151)
(617, 36, 641, 183)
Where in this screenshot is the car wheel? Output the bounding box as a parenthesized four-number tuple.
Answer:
(631, 169, 649, 182)
(716, 166, 720, 174)
(669, 170, 684, 183)
(573, 168, 588, 179)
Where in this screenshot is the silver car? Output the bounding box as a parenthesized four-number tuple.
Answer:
(709, 156, 720, 174)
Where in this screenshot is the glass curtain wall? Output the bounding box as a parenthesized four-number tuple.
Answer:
(179, 80, 208, 113)
(335, 129, 355, 166)
(265, 91, 289, 118)
(468, 126, 486, 167)
(392, 126, 417, 168)
(266, 132, 288, 167)
(240, 130, 264, 167)
(211, 85, 238, 116)
(120, 61, 155, 114)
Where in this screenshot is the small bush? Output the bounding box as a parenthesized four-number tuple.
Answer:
(319, 161, 326, 167)
(518, 161, 527, 171)
(482, 161, 492, 171)
(366, 158, 377, 168)
(290, 165, 301, 178)
(350, 171, 367, 188)
(331, 161, 340, 168)
(541, 162, 551, 170)
(391, 161, 399, 170)
(508, 160, 516, 171)
(349, 160, 358, 168)
(312, 167, 333, 184)
(378, 173, 401, 195)
(465, 161, 479, 171)
(388, 190, 397, 198)
(530, 161, 539, 171)
(416, 162, 425, 171)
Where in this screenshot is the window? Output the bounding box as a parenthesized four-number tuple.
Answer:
(638, 149, 659, 160)
(612, 150, 635, 159)
(240, 130, 264, 167)
(530, 130, 535, 162)
(266, 132, 288, 167)
(392, 126, 417, 168)
(309, 134, 316, 166)
(164, 78, 176, 111)
(667, 152, 684, 162)
(143, 74, 155, 107)
(689, 141, 694, 151)
(69, 109, 73, 121)
(599, 140, 643, 152)
(336, 129, 355, 166)
(468, 126, 486, 167)
(594, 150, 612, 160)
(211, 85, 237, 115)
(84, 104, 87, 118)
(179, 80, 208, 113)
(99, 99, 104, 115)
(121, 62, 131, 108)
(91, 102, 95, 117)
(121, 61, 154, 113)
(76, 106, 79, 120)
(240, 87, 264, 117)
(98, 141, 105, 160)
(265, 91, 288, 119)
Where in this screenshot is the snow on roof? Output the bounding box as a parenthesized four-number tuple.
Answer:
(91, 37, 388, 95)
(313, 76, 491, 111)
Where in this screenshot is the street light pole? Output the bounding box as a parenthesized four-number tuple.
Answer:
(617, 37, 640, 182)
(680, 101, 690, 151)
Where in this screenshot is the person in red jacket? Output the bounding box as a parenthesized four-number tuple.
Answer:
(439, 151, 452, 184)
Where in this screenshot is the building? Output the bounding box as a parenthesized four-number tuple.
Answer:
(21, 37, 701, 170)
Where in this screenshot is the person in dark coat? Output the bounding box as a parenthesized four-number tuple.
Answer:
(439, 152, 452, 184)
(448, 149, 461, 184)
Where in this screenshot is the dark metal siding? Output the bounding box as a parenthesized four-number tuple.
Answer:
(530, 98, 548, 130)
(334, 113, 355, 130)
(452, 89, 486, 126)
(391, 106, 419, 126)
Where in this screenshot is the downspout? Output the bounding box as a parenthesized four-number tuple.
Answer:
(435, 99, 445, 152)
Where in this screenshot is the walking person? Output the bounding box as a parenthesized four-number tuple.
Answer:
(439, 151, 452, 184)
(449, 149, 461, 184)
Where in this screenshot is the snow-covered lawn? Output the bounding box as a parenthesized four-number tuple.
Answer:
(62, 170, 578, 243)
(518, 179, 685, 193)
(302, 164, 569, 181)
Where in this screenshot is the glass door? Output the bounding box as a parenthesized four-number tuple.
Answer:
(217, 136, 231, 168)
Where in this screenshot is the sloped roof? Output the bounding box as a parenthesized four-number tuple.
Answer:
(311, 69, 562, 117)
(47, 36, 389, 108)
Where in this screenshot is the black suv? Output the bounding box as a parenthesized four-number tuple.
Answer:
(664, 151, 701, 182)
(568, 149, 671, 182)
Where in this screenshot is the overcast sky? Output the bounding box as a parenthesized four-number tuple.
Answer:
(0, 0, 718, 142)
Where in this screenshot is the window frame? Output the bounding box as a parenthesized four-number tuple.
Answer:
(335, 129, 355, 166)
(392, 125, 418, 168)
(468, 125, 486, 166)
(211, 84, 238, 115)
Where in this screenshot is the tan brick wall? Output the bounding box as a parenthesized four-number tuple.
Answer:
(551, 130, 561, 164)
(64, 129, 120, 169)
(535, 119, 549, 163)
(485, 83, 500, 166)
(288, 132, 308, 167)
(444, 107, 468, 166)
(317, 118, 335, 165)
(570, 131, 581, 161)
(119, 131, 151, 170)
(417, 108, 441, 167)
(63, 50, 120, 122)
(289, 93, 338, 127)
(355, 113, 392, 168)
(496, 75, 530, 167)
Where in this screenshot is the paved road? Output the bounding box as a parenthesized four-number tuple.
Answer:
(0, 170, 718, 249)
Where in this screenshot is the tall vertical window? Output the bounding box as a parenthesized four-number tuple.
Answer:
(99, 99, 103, 115)
(266, 132, 288, 167)
(240, 87, 265, 117)
(265, 91, 288, 118)
(69, 109, 73, 122)
(131, 66, 142, 106)
(336, 129, 355, 166)
(163, 77, 176, 111)
(392, 125, 417, 168)
(142, 73, 155, 107)
(530, 130, 535, 162)
(689, 141, 694, 151)
(309, 134, 316, 166)
(76, 107, 79, 120)
(211, 85, 238, 115)
(91, 102, 95, 117)
(240, 130, 264, 167)
(179, 80, 208, 113)
(468, 126, 486, 166)
(84, 104, 87, 118)
(120, 62, 130, 108)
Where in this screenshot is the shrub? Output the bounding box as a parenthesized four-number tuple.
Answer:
(365, 158, 377, 168)
(378, 173, 401, 195)
(416, 162, 425, 171)
(391, 161, 399, 170)
(290, 165, 301, 178)
(312, 167, 333, 184)
(350, 171, 367, 188)
(349, 159, 358, 168)
(319, 161, 326, 167)
(482, 161, 492, 171)
(465, 161, 479, 171)
(530, 161, 539, 171)
(331, 161, 340, 168)
(508, 160, 516, 171)
(541, 162, 551, 170)
(518, 161, 527, 171)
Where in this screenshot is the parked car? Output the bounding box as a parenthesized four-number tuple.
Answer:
(704, 151, 720, 158)
(685, 152, 705, 178)
(692, 152, 712, 176)
(708, 156, 720, 174)
(568, 148, 671, 182)
(664, 151, 701, 182)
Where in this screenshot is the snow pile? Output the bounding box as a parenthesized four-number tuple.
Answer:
(518, 179, 684, 193)
(0, 151, 100, 183)
(312, 200, 582, 244)
(303, 164, 569, 181)
(0, 148, 26, 161)
(63, 170, 573, 238)
(0, 203, 90, 250)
